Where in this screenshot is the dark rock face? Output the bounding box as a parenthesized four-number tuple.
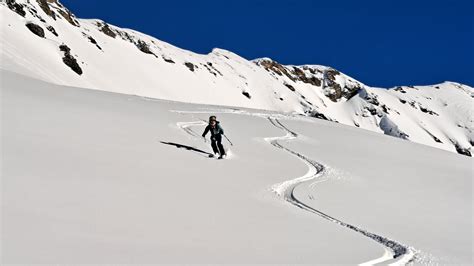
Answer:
(6, 0, 26, 17)
(59, 44, 82, 75)
(257, 59, 295, 81)
(88, 36, 102, 50)
(162, 56, 175, 63)
(394, 86, 407, 93)
(324, 69, 363, 102)
(97, 22, 116, 38)
(419, 106, 439, 116)
(46, 25, 58, 36)
(284, 83, 295, 91)
(399, 99, 407, 104)
(207, 62, 222, 76)
(454, 144, 471, 157)
(291, 66, 322, 86)
(36, 0, 56, 19)
(57, 8, 80, 27)
(242, 91, 251, 99)
(184, 62, 196, 72)
(136, 40, 154, 55)
(26, 23, 45, 38)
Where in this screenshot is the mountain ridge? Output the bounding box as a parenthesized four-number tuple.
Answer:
(1, 0, 473, 156)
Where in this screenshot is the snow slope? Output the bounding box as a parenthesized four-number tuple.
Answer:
(2, 70, 472, 264)
(1, 0, 473, 157)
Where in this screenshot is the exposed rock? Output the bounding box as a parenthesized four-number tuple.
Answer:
(394, 86, 407, 93)
(184, 62, 196, 72)
(399, 99, 407, 104)
(419, 106, 439, 116)
(97, 22, 116, 38)
(454, 144, 471, 157)
(256, 59, 295, 81)
(242, 91, 251, 99)
(292, 66, 322, 86)
(59, 44, 82, 75)
(162, 56, 175, 63)
(36, 0, 56, 19)
(136, 40, 155, 55)
(6, 0, 26, 17)
(284, 83, 295, 91)
(202, 64, 217, 76)
(323, 69, 362, 102)
(25, 23, 45, 38)
(207, 62, 223, 76)
(57, 8, 80, 27)
(364, 92, 380, 106)
(46, 25, 58, 36)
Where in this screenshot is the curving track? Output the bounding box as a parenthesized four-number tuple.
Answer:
(175, 111, 420, 265)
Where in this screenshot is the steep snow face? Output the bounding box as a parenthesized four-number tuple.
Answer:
(1, 0, 473, 156)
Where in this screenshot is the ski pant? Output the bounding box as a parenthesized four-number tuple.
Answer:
(211, 135, 226, 156)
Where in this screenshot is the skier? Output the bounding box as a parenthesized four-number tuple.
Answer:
(202, 116, 226, 159)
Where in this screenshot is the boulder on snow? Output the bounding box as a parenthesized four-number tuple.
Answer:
(242, 91, 251, 99)
(59, 44, 83, 75)
(25, 23, 45, 38)
(184, 62, 196, 72)
(46, 25, 58, 36)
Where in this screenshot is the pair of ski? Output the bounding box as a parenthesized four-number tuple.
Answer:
(208, 154, 225, 160)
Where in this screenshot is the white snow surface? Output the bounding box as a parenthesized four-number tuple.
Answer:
(1, 0, 473, 157)
(1, 70, 472, 264)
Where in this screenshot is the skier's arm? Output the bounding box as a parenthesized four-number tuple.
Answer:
(202, 126, 210, 137)
(217, 124, 224, 135)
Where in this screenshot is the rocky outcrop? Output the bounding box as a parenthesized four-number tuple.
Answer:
(291, 66, 322, 86)
(57, 8, 79, 27)
(242, 91, 251, 99)
(59, 44, 82, 75)
(454, 143, 471, 157)
(46, 25, 58, 36)
(6, 0, 26, 17)
(136, 40, 155, 55)
(25, 23, 45, 38)
(184, 62, 197, 72)
(323, 69, 363, 102)
(256, 59, 295, 81)
(36, 0, 56, 19)
(97, 22, 117, 38)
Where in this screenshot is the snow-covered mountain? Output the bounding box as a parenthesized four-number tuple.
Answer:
(1, 0, 473, 156)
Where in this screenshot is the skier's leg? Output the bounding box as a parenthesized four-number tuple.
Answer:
(217, 136, 226, 156)
(211, 139, 219, 154)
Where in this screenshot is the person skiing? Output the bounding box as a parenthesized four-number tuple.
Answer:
(202, 116, 226, 159)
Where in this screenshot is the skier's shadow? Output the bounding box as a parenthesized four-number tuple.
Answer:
(160, 141, 213, 157)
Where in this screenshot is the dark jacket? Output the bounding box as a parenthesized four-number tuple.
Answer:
(202, 121, 224, 138)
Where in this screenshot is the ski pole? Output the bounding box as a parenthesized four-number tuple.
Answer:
(223, 134, 234, 146)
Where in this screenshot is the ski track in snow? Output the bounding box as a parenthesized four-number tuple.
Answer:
(174, 109, 422, 265)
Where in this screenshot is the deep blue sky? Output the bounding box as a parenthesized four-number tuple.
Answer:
(62, 0, 473, 87)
